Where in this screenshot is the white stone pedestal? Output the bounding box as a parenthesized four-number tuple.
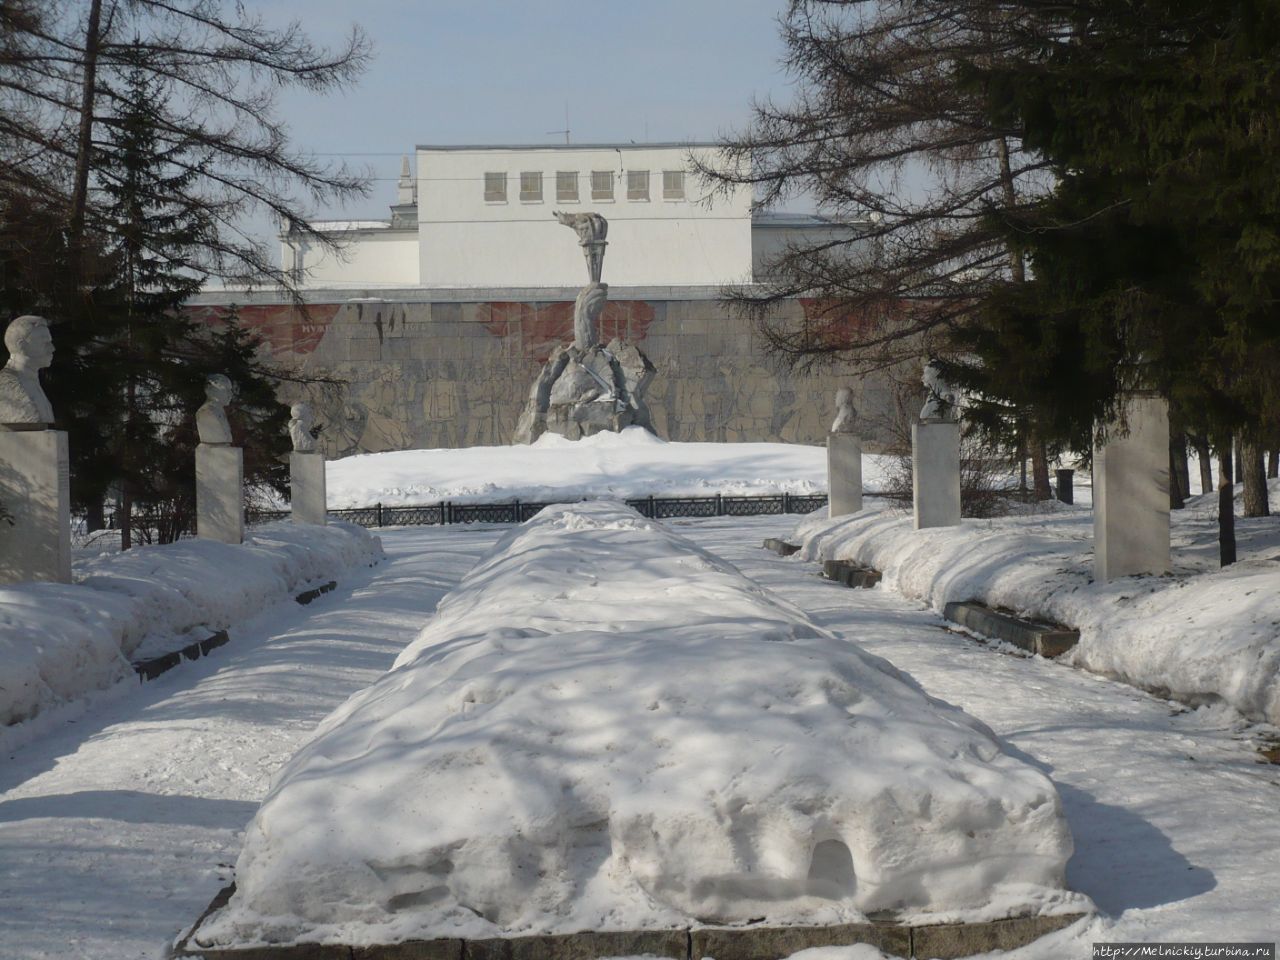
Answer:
(827, 432, 863, 517)
(0, 430, 71, 583)
(1094, 395, 1170, 581)
(912, 420, 961, 529)
(290, 452, 327, 526)
(196, 443, 243, 544)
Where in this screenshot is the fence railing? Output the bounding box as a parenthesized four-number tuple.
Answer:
(246, 492, 829, 530)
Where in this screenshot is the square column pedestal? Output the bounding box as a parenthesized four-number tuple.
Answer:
(196, 443, 244, 544)
(912, 420, 961, 529)
(827, 432, 863, 517)
(1094, 395, 1170, 581)
(0, 429, 71, 583)
(290, 452, 327, 525)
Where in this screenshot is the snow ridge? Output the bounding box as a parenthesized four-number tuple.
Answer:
(203, 501, 1079, 949)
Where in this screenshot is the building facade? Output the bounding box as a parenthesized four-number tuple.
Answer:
(194, 143, 878, 456)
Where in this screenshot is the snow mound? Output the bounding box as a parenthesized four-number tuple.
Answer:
(323, 426, 897, 507)
(0, 521, 383, 728)
(203, 501, 1076, 948)
(790, 491, 1280, 726)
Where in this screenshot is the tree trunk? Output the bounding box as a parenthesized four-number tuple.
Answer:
(1218, 440, 1234, 486)
(120, 482, 132, 551)
(1268, 449, 1279, 479)
(1190, 435, 1214, 493)
(84, 499, 104, 534)
(68, 0, 104, 246)
(1241, 440, 1270, 517)
(1030, 435, 1052, 500)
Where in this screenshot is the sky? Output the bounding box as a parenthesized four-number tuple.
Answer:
(252, 0, 795, 251)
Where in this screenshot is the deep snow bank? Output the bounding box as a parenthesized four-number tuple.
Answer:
(0, 521, 383, 727)
(201, 501, 1079, 949)
(324, 426, 896, 507)
(790, 494, 1280, 725)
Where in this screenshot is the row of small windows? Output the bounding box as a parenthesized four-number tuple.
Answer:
(483, 170, 686, 203)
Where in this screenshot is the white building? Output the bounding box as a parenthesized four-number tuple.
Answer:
(281, 142, 854, 291)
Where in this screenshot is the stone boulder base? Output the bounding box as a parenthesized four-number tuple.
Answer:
(515, 338, 656, 444)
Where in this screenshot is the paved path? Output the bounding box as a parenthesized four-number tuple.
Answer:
(0, 526, 504, 960)
(677, 516, 1280, 954)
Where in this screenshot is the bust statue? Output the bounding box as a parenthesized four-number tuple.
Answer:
(289, 402, 317, 453)
(0, 315, 55, 429)
(196, 374, 234, 444)
(920, 361, 959, 421)
(831, 387, 857, 434)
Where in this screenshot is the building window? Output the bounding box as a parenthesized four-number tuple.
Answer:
(591, 170, 614, 201)
(484, 172, 507, 202)
(627, 169, 650, 201)
(520, 171, 543, 202)
(663, 170, 686, 200)
(556, 171, 579, 202)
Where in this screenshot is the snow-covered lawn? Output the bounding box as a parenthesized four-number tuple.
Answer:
(0, 522, 382, 734)
(199, 502, 1081, 949)
(324, 427, 896, 506)
(789, 482, 1280, 727)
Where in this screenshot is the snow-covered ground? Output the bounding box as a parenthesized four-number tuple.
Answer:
(0, 522, 382, 735)
(325, 427, 896, 506)
(1, 516, 1277, 959)
(790, 481, 1280, 727)
(200, 502, 1080, 949)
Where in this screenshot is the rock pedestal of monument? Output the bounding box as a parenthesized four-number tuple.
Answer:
(515, 338, 655, 443)
(0, 430, 71, 583)
(827, 432, 863, 517)
(290, 452, 327, 526)
(913, 420, 961, 529)
(196, 443, 244, 544)
(1094, 395, 1170, 581)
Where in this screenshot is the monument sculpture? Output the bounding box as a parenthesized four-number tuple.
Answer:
(195, 373, 244, 544)
(513, 212, 656, 443)
(288, 401, 327, 525)
(827, 387, 863, 517)
(0, 315, 71, 583)
(289, 402, 318, 453)
(197, 374, 234, 444)
(0, 315, 56, 427)
(912, 360, 962, 529)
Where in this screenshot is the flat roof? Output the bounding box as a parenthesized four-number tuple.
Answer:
(415, 141, 718, 152)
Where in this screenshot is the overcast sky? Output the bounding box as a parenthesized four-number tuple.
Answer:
(256, 0, 794, 249)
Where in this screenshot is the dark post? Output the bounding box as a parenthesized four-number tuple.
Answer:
(1055, 469, 1074, 505)
(1219, 484, 1236, 566)
(647, 495, 655, 518)
(715, 493, 723, 516)
(375, 502, 383, 527)
(783, 491, 792, 513)
(514, 499, 521, 523)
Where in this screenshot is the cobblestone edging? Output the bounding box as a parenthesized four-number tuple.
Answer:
(821, 559, 884, 590)
(132, 580, 341, 682)
(942, 601, 1080, 659)
(762, 538, 801, 556)
(173, 885, 1085, 960)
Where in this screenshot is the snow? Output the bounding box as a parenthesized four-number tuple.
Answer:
(198, 501, 1081, 949)
(789, 481, 1280, 726)
(0, 521, 383, 733)
(324, 427, 896, 507)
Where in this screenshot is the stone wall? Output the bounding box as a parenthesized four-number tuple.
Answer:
(188, 296, 898, 457)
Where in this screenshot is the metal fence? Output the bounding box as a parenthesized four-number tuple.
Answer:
(246, 492, 829, 530)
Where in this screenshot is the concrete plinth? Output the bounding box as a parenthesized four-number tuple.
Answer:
(289, 452, 327, 525)
(196, 443, 243, 544)
(912, 420, 961, 529)
(827, 432, 863, 517)
(1094, 395, 1170, 581)
(0, 429, 71, 583)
